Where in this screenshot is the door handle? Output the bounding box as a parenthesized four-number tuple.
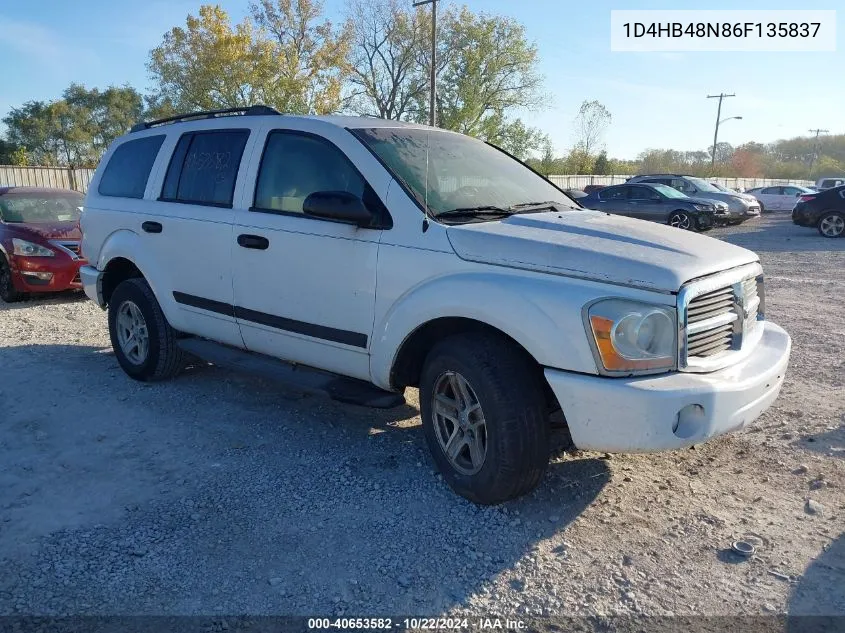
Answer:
(142, 221, 162, 234)
(237, 234, 270, 250)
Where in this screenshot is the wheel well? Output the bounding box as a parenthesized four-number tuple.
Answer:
(102, 257, 143, 305)
(390, 317, 559, 410)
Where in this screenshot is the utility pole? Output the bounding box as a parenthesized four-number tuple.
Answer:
(413, 0, 438, 127)
(707, 93, 735, 169)
(807, 128, 829, 176)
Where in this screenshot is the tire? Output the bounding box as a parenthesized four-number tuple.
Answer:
(668, 211, 693, 230)
(419, 331, 549, 504)
(758, 202, 766, 214)
(0, 255, 27, 303)
(108, 277, 186, 381)
(817, 211, 845, 238)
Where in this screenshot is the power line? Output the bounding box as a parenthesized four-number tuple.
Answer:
(707, 93, 736, 169)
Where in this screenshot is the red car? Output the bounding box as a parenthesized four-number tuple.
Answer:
(0, 186, 86, 302)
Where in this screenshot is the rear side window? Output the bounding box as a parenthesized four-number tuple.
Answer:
(161, 130, 250, 207)
(98, 135, 165, 198)
(599, 186, 628, 200)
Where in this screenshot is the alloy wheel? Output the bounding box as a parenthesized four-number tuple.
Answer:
(432, 371, 488, 475)
(819, 214, 844, 237)
(669, 213, 691, 230)
(116, 300, 150, 364)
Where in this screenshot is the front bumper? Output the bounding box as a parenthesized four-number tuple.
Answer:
(545, 322, 791, 452)
(11, 255, 84, 293)
(79, 264, 106, 308)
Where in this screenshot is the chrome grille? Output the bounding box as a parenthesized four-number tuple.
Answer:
(61, 242, 81, 256)
(679, 264, 765, 372)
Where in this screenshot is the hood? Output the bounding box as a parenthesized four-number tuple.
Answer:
(7, 221, 81, 241)
(446, 210, 758, 292)
(685, 196, 727, 208)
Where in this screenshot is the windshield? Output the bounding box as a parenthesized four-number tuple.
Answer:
(686, 177, 721, 193)
(353, 127, 576, 216)
(652, 184, 687, 199)
(0, 192, 83, 223)
(710, 183, 729, 191)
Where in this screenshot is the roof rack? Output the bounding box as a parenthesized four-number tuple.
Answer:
(130, 105, 280, 133)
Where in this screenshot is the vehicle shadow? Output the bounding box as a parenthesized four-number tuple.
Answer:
(786, 533, 845, 631)
(716, 224, 845, 254)
(0, 290, 87, 312)
(0, 343, 609, 616)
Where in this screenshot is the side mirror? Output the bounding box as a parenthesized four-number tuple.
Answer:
(303, 191, 374, 228)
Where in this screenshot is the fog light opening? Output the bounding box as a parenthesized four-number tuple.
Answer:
(673, 404, 706, 440)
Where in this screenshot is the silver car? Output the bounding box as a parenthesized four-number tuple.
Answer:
(627, 174, 761, 224)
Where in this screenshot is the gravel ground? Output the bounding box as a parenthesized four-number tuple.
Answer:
(0, 213, 843, 620)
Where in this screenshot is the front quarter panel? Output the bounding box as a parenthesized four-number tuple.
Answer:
(369, 250, 677, 390)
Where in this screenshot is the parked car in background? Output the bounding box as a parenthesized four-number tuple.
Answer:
(579, 182, 728, 231)
(0, 186, 85, 302)
(582, 184, 607, 194)
(816, 177, 845, 190)
(78, 106, 791, 504)
(627, 174, 760, 224)
(745, 185, 816, 212)
(792, 185, 845, 237)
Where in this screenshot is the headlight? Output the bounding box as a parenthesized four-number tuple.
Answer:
(586, 299, 677, 374)
(12, 238, 55, 257)
(692, 204, 712, 211)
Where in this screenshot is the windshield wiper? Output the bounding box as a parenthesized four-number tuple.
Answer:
(436, 205, 512, 218)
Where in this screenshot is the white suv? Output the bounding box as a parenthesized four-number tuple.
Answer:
(79, 106, 792, 504)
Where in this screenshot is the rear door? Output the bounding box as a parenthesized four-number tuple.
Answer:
(757, 186, 783, 210)
(141, 124, 254, 348)
(595, 186, 630, 215)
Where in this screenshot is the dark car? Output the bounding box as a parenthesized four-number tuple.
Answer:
(0, 186, 86, 302)
(791, 185, 845, 238)
(579, 182, 727, 231)
(582, 184, 607, 194)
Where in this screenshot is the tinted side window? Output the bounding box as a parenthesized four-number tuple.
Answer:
(253, 131, 366, 214)
(161, 130, 249, 207)
(599, 186, 628, 200)
(761, 187, 780, 195)
(629, 186, 659, 201)
(98, 135, 165, 199)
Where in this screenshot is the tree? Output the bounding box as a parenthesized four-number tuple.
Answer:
(2, 84, 145, 166)
(344, 0, 428, 119)
(0, 139, 26, 165)
(431, 8, 545, 141)
(593, 150, 609, 175)
(148, 6, 275, 112)
(573, 100, 611, 158)
(251, 0, 351, 114)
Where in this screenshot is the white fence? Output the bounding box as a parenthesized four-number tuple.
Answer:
(0, 166, 96, 192)
(0, 165, 815, 195)
(548, 174, 815, 191)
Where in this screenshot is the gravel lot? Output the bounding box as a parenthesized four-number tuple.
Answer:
(0, 213, 843, 619)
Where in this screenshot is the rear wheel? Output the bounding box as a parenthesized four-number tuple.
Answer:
(669, 211, 692, 230)
(818, 212, 845, 238)
(419, 331, 549, 504)
(0, 255, 26, 303)
(108, 278, 186, 381)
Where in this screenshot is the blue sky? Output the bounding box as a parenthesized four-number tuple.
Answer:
(0, 0, 841, 159)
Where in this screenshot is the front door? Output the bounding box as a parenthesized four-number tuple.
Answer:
(627, 185, 664, 222)
(230, 125, 385, 382)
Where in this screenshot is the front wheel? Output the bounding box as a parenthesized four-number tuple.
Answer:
(818, 211, 845, 238)
(668, 211, 693, 230)
(419, 332, 550, 504)
(0, 255, 26, 303)
(108, 278, 186, 381)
